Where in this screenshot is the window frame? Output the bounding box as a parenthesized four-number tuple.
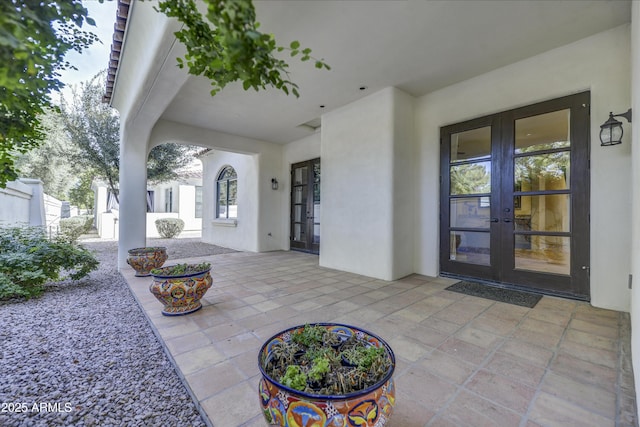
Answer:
(216, 166, 238, 219)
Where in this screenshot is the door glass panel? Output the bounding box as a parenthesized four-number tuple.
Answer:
(450, 231, 490, 265)
(450, 161, 491, 195)
(515, 195, 570, 232)
(515, 152, 570, 191)
(515, 235, 570, 275)
(451, 127, 491, 162)
(294, 186, 305, 204)
(293, 224, 305, 242)
(313, 163, 321, 201)
(450, 197, 490, 228)
(313, 224, 320, 243)
(294, 167, 308, 185)
(294, 205, 303, 222)
(515, 109, 570, 153)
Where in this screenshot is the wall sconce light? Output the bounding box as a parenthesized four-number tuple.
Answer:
(600, 108, 632, 146)
(271, 178, 279, 190)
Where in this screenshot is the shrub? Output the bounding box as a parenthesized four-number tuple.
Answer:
(59, 215, 94, 243)
(155, 218, 185, 239)
(0, 226, 99, 300)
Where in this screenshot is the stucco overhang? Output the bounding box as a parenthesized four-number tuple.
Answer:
(106, 1, 631, 144)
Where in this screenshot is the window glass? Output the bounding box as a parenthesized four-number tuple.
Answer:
(216, 166, 238, 219)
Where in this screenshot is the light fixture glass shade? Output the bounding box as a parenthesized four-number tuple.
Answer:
(600, 114, 623, 146)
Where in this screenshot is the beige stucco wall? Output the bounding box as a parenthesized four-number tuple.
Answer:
(152, 121, 286, 253)
(415, 24, 632, 311)
(200, 150, 260, 252)
(320, 87, 415, 280)
(629, 0, 640, 408)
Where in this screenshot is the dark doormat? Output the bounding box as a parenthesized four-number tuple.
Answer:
(445, 281, 542, 308)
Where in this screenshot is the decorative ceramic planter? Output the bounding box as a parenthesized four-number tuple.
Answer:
(258, 323, 396, 427)
(126, 247, 168, 277)
(149, 265, 212, 316)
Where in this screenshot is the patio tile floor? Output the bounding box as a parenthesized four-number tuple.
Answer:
(122, 250, 637, 427)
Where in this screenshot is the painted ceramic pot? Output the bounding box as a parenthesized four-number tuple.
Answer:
(258, 323, 396, 427)
(149, 265, 212, 316)
(126, 247, 168, 277)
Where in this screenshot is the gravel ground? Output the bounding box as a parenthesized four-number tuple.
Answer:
(0, 238, 236, 427)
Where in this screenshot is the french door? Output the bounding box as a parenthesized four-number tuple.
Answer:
(440, 92, 590, 299)
(290, 158, 320, 254)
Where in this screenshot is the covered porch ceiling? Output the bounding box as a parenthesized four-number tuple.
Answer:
(156, 0, 631, 144)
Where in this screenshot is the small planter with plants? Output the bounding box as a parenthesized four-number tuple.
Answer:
(126, 246, 168, 277)
(258, 323, 396, 426)
(149, 262, 212, 316)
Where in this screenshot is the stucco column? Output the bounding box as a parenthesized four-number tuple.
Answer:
(320, 87, 414, 280)
(117, 125, 150, 269)
(630, 0, 640, 409)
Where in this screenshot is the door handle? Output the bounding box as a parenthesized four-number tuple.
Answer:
(489, 218, 499, 223)
(503, 218, 512, 223)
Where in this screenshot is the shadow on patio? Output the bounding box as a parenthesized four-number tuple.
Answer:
(122, 249, 637, 427)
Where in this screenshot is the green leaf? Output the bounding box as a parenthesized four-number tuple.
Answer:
(153, 0, 330, 102)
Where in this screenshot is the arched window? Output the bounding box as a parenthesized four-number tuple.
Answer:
(216, 166, 237, 219)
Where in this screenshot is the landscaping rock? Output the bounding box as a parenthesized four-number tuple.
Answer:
(0, 238, 229, 427)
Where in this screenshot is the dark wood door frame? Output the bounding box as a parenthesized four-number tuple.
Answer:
(290, 158, 320, 254)
(440, 92, 590, 300)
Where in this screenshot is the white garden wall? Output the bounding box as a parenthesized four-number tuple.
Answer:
(0, 180, 32, 225)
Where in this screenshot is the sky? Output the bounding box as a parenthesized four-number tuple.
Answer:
(58, 0, 118, 102)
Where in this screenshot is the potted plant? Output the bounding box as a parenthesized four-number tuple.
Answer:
(258, 323, 396, 426)
(149, 262, 212, 316)
(126, 246, 168, 277)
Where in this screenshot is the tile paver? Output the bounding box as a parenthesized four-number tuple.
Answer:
(122, 250, 637, 427)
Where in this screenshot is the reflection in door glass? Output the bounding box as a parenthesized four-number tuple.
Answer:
(450, 197, 490, 229)
(515, 195, 570, 232)
(514, 152, 570, 191)
(293, 224, 305, 242)
(294, 167, 308, 185)
(515, 109, 570, 153)
(450, 127, 491, 162)
(450, 161, 491, 195)
(294, 186, 304, 204)
(449, 231, 490, 265)
(515, 236, 570, 275)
